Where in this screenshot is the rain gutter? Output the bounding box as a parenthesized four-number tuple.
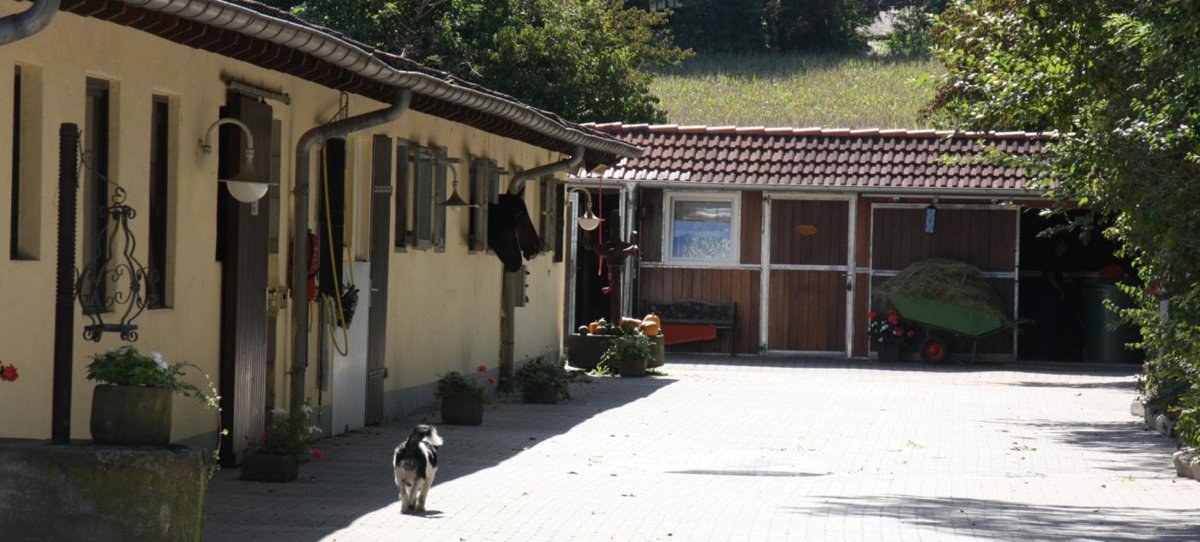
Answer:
(507, 145, 584, 195)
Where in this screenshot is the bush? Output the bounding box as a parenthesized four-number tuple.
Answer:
(515, 359, 572, 402)
(600, 333, 654, 368)
(435, 365, 497, 402)
(245, 404, 321, 457)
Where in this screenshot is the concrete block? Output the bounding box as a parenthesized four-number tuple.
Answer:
(0, 442, 207, 542)
(1174, 449, 1200, 480)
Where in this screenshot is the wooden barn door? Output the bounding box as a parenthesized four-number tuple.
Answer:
(365, 135, 392, 426)
(765, 197, 852, 354)
(217, 94, 272, 464)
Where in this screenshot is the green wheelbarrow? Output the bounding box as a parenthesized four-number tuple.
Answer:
(888, 294, 1033, 364)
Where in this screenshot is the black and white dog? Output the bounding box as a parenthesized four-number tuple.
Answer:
(393, 424, 443, 514)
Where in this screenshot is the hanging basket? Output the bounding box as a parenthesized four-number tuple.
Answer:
(90, 385, 172, 446)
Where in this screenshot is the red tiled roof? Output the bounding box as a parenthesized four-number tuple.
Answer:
(579, 124, 1052, 194)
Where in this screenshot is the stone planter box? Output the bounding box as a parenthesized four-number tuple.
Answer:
(567, 334, 665, 370)
(90, 384, 173, 446)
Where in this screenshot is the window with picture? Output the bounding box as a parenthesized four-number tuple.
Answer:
(664, 193, 739, 264)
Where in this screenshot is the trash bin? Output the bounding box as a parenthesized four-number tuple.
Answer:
(1082, 281, 1142, 363)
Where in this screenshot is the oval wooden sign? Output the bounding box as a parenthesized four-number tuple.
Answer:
(794, 224, 818, 236)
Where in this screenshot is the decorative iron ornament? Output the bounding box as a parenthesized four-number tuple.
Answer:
(74, 142, 159, 342)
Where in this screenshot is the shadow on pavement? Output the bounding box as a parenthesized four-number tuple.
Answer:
(989, 418, 1175, 473)
(203, 375, 674, 542)
(670, 354, 1141, 378)
(791, 495, 1200, 541)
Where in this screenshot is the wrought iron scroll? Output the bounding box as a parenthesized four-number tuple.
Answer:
(74, 137, 159, 342)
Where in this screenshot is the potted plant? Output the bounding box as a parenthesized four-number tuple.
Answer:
(515, 358, 571, 404)
(240, 404, 323, 483)
(436, 365, 497, 425)
(867, 310, 915, 362)
(600, 332, 654, 377)
(86, 346, 219, 446)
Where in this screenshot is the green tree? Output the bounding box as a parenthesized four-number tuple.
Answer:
(929, 0, 1200, 445)
(263, 0, 688, 123)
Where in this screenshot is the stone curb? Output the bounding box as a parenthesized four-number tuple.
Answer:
(1174, 448, 1200, 481)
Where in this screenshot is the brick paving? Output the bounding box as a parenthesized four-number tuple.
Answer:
(204, 358, 1200, 541)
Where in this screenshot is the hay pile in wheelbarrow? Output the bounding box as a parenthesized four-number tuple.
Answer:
(875, 258, 1007, 320)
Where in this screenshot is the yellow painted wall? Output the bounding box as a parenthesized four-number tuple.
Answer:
(0, 5, 567, 441)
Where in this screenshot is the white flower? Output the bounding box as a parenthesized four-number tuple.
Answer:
(151, 352, 167, 370)
(272, 407, 287, 416)
(106, 347, 116, 354)
(308, 425, 322, 435)
(301, 404, 313, 416)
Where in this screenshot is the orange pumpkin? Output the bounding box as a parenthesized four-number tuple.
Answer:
(643, 314, 661, 326)
(640, 321, 660, 337)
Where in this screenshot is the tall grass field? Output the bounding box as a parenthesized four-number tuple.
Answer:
(650, 53, 942, 129)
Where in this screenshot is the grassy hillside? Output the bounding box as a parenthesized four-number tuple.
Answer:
(650, 53, 943, 129)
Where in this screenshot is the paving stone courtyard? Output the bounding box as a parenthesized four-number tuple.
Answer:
(204, 358, 1200, 541)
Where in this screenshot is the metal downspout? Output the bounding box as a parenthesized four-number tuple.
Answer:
(507, 145, 585, 195)
(290, 88, 411, 413)
(0, 0, 60, 46)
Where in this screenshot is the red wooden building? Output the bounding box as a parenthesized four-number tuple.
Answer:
(568, 124, 1130, 363)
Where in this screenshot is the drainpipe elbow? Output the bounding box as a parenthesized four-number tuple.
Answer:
(0, 0, 61, 46)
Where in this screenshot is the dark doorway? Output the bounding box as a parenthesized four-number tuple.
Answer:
(573, 192, 621, 327)
(1017, 209, 1139, 363)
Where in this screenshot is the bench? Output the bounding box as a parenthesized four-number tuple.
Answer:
(642, 300, 738, 356)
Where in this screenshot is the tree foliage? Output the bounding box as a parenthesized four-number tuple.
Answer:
(929, 0, 1200, 445)
(262, 0, 688, 123)
(658, 0, 876, 54)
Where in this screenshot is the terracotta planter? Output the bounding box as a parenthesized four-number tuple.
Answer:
(240, 452, 299, 482)
(90, 385, 172, 446)
(618, 357, 648, 377)
(440, 394, 484, 425)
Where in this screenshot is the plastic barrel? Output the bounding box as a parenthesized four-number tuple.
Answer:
(1081, 281, 1142, 363)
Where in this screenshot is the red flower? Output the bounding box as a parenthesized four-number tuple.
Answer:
(887, 311, 900, 325)
(894, 328, 904, 337)
(0, 365, 16, 382)
(907, 330, 915, 338)
(259, 431, 269, 443)
(476, 364, 488, 373)
(311, 448, 325, 460)
(867, 311, 878, 321)
(487, 376, 497, 385)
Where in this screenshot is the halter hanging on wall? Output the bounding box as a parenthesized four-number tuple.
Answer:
(74, 134, 156, 342)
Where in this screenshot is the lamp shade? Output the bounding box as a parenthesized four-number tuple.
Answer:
(224, 180, 270, 203)
(577, 209, 601, 231)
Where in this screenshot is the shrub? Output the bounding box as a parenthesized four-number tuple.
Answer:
(435, 365, 497, 402)
(515, 358, 572, 402)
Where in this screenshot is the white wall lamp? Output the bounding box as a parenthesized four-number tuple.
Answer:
(201, 117, 268, 203)
(567, 187, 601, 231)
(438, 166, 477, 209)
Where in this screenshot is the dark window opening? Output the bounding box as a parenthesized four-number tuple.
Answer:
(147, 95, 170, 309)
(9, 66, 21, 260)
(82, 78, 111, 314)
(394, 140, 409, 251)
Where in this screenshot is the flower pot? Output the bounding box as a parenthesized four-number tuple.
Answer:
(647, 335, 665, 368)
(618, 357, 648, 377)
(440, 394, 484, 425)
(90, 385, 172, 446)
(876, 341, 902, 363)
(566, 334, 616, 370)
(240, 452, 300, 482)
(521, 384, 562, 404)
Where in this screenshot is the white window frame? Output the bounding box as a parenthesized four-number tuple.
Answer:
(662, 191, 741, 266)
